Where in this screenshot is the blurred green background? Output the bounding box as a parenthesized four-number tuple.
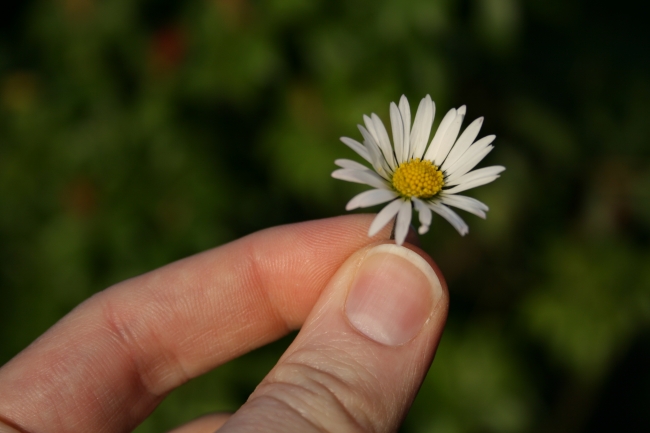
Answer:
(1, 0, 649, 431)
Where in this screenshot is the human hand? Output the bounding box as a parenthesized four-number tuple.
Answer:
(0, 214, 448, 433)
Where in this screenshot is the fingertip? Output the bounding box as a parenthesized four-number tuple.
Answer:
(221, 241, 450, 433)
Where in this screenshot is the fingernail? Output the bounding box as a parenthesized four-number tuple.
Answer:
(345, 244, 442, 346)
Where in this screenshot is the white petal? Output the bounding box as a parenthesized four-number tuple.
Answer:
(441, 117, 483, 171)
(443, 176, 500, 194)
(423, 108, 456, 162)
(390, 102, 405, 163)
(399, 95, 411, 159)
(429, 202, 469, 236)
(364, 114, 380, 144)
(440, 194, 488, 219)
(358, 125, 391, 178)
(445, 147, 493, 184)
(444, 135, 495, 181)
(335, 158, 369, 171)
(366, 140, 392, 178)
(372, 113, 397, 169)
(447, 165, 506, 187)
(433, 105, 466, 166)
(332, 168, 391, 190)
(346, 189, 398, 210)
(394, 200, 413, 246)
(412, 197, 432, 234)
(368, 199, 403, 237)
(340, 137, 372, 164)
(364, 115, 396, 170)
(409, 95, 435, 160)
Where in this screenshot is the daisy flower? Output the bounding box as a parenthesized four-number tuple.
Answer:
(332, 95, 505, 245)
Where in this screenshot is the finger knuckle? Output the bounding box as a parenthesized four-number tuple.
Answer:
(251, 346, 387, 433)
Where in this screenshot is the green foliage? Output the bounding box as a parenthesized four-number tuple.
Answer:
(1, 0, 649, 431)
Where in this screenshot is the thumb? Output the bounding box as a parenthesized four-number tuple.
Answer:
(219, 242, 449, 433)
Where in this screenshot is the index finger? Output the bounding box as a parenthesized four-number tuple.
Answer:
(0, 215, 392, 433)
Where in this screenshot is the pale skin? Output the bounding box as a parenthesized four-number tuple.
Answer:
(0, 214, 449, 433)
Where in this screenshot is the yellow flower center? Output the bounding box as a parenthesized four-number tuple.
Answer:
(391, 158, 444, 199)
